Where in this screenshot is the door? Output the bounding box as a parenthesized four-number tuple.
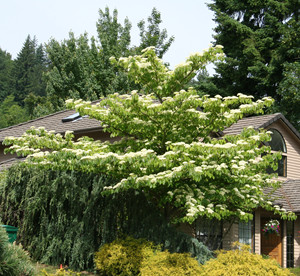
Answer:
(261, 218, 282, 265)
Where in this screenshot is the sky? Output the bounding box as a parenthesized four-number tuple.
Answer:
(0, 0, 216, 69)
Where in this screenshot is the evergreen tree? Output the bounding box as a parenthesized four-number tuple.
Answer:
(0, 48, 15, 102)
(276, 61, 300, 130)
(13, 35, 47, 105)
(208, 0, 300, 129)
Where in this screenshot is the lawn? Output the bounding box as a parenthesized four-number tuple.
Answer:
(289, 268, 300, 276)
(35, 263, 96, 275)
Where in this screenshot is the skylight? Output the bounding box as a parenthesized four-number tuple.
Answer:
(62, 112, 81, 123)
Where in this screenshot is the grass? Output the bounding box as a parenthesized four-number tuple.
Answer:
(35, 263, 96, 275)
(289, 267, 300, 276)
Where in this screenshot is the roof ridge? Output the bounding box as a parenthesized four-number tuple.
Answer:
(280, 185, 294, 212)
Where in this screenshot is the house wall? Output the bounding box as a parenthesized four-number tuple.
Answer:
(223, 211, 260, 254)
(74, 130, 120, 142)
(254, 209, 261, 254)
(267, 120, 300, 179)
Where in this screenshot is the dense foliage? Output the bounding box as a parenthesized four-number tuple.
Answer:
(94, 237, 158, 276)
(208, 0, 300, 130)
(94, 236, 203, 276)
(0, 95, 29, 128)
(0, 48, 15, 102)
(44, 7, 174, 109)
(200, 243, 293, 275)
(0, 35, 48, 128)
(0, 223, 37, 276)
(140, 251, 203, 276)
(4, 46, 295, 224)
(0, 7, 173, 127)
(0, 165, 212, 271)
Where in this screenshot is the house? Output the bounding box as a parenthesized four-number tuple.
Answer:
(219, 113, 300, 268)
(0, 110, 299, 268)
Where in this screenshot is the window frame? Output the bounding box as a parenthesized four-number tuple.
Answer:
(266, 128, 287, 177)
(195, 218, 223, 251)
(286, 220, 294, 268)
(238, 217, 255, 252)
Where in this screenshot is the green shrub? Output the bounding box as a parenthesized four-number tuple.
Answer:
(94, 236, 158, 276)
(200, 243, 293, 276)
(140, 251, 202, 276)
(0, 225, 37, 276)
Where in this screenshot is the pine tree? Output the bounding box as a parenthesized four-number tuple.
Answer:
(0, 48, 15, 101)
(208, 0, 300, 129)
(13, 35, 47, 105)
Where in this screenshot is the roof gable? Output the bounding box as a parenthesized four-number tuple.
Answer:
(222, 113, 300, 141)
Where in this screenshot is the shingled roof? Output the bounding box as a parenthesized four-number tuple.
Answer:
(222, 113, 300, 140)
(0, 158, 23, 172)
(267, 180, 300, 213)
(0, 109, 102, 142)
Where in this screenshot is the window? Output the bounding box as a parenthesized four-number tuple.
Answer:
(239, 219, 255, 252)
(286, 220, 294, 268)
(266, 129, 287, 177)
(195, 218, 222, 250)
(268, 129, 287, 152)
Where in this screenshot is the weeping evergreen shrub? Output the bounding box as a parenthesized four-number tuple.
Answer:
(0, 164, 212, 271)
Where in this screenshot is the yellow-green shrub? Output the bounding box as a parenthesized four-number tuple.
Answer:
(201, 243, 293, 276)
(140, 251, 202, 276)
(94, 236, 159, 276)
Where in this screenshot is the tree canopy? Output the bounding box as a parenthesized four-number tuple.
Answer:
(45, 7, 174, 107)
(4, 46, 295, 224)
(0, 8, 174, 128)
(208, 0, 300, 130)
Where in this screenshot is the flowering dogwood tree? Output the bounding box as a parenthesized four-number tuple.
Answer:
(3, 46, 295, 223)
